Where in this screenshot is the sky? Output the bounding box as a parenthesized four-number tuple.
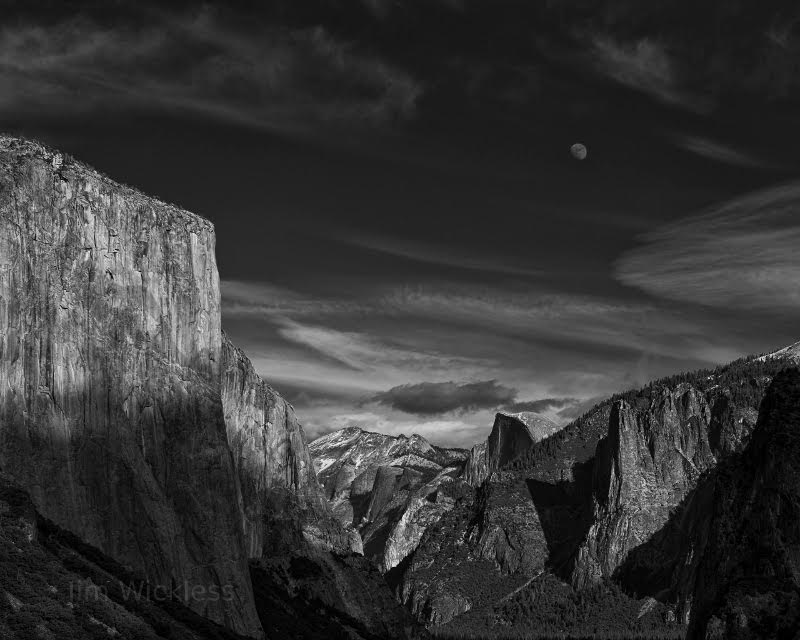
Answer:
(3, 1, 800, 447)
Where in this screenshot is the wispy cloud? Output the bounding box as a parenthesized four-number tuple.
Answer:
(670, 134, 776, 169)
(378, 284, 731, 363)
(223, 278, 719, 366)
(221, 277, 771, 447)
(222, 278, 748, 408)
(616, 182, 800, 310)
(358, 0, 465, 20)
(590, 35, 711, 112)
(0, 10, 422, 132)
(341, 233, 546, 278)
(274, 318, 481, 378)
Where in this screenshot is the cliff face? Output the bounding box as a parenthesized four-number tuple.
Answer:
(0, 137, 260, 635)
(308, 427, 469, 572)
(461, 441, 488, 486)
(462, 412, 560, 487)
(688, 368, 800, 639)
(0, 136, 427, 640)
(221, 338, 361, 557)
(572, 384, 756, 588)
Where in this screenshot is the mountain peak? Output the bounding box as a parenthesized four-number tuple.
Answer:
(463, 411, 562, 487)
(309, 426, 466, 480)
(495, 410, 560, 441)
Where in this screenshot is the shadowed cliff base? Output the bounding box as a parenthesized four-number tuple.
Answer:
(609, 367, 800, 639)
(525, 458, 596, 580)
(0, 474, 254, 640)
(688, 367, 800, 639)
(252, 551, 426, 640)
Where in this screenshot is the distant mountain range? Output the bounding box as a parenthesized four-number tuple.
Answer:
(310, 344, 800, 639)
(308, 411, 560, 573)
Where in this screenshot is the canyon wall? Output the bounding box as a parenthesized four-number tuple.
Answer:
(572, 383, 757, 589)
(0, 136, 261, 635)
(688, 368, 800, 639)
(221, 337, 361, 557)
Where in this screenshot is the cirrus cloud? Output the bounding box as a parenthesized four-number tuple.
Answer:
(0, 9, 422, 133)
(616, 182, 800, 310)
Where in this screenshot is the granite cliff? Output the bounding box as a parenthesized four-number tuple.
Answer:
(462, 411, 560, 487)
(0, 473, 261, 640)
(572, 382, 758, 591)
(0, 136, 418, 640)
(0, 136, 260, 636)
(221, 339, 361, 558)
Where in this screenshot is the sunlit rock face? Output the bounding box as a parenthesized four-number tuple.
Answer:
(572, 383, 762, 598)
(0, 137, 263, 635)
(309, 427, 469, 571)
(573, 385, 719, 587)
(221, 338, 361, 557)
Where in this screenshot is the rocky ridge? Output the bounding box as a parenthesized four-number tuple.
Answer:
(309, 427, 469, 572)
(398, 350, 797, 631)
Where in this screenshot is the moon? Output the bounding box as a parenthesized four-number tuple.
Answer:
(570, 143, 588, 160)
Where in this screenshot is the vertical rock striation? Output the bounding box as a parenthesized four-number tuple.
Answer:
(462, 412, 560, 487)
(0, 135, 428, 640)
(221, 337, 361, 557)
(573, 385, 721, 587)
(0, 137, 263, 635)
(571, 378, 769, 619)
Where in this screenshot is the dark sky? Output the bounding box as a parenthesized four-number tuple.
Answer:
(4, 1, 800, 446)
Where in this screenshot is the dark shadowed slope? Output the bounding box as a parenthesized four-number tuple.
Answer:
(399, 349, 798, 632)
(687, 368, 800, 639)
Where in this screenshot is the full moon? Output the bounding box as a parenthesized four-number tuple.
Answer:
(570, 143, 588, 160)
